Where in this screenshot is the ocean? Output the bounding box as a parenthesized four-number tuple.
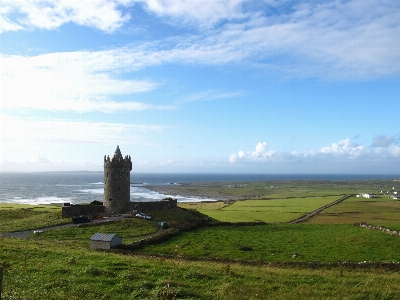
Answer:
(0, 172, 399, 205)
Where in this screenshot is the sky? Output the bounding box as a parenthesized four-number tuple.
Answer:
(1, 0, 400, 174)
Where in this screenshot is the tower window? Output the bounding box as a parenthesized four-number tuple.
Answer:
(109, 198, 113, 202)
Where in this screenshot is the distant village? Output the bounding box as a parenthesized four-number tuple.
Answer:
(357, 186, 400, 200)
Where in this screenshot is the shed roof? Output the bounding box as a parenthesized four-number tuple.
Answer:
(90, 233, 120, 242)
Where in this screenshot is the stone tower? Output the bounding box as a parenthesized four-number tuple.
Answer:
(103, 145, 132, 214)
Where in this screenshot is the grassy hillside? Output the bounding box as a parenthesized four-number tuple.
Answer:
(2, 238, 400, 300)
(135, 223, 400, 262)
(0, 205, 69, 232)
(2, 179, 400, 299)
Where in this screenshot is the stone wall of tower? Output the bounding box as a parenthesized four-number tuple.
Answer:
(103, 149, 132, 214)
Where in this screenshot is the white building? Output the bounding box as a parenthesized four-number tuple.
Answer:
(357, 193, 376, 198)
(90, 233, 122, 250)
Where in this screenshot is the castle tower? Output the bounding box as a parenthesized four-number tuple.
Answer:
(103, 145, 132, 214)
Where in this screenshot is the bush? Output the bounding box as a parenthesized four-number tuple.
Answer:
(238, 246, 253, 251)
(89, 200, 103, 206)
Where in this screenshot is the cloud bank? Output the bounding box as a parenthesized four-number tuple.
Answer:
(0, 114, 167, 146)
(1, 0, 399, 80)
(1, 52, 178, 113)
(0, 0, 134, 33)
(230, 138, 400, 165)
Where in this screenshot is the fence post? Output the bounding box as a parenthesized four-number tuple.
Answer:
(0, 266, 4, 299)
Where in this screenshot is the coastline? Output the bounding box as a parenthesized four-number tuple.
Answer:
(144, 177, 400, 203)
(144, 184, 240, 201)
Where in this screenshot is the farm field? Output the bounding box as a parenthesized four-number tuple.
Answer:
(151, 179, 397, 200)
(2, 179, 400, 299)
(305, 198, 400, 231)
(177, 180, 400, 225)
(180, 195, 400, 225)
(136, 223, 400, 262)
(187, 196, 344, 223)
(35, 218, 159, 245)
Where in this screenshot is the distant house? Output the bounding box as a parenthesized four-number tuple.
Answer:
(392, 195, 400, 200)
(90, 233, 122, 250)
(357, 193, 376, 198)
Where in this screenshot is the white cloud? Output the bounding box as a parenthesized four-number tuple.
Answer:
(0, 154, 216, 173)
(179, 90, 244, 103)
(229, 142, 276, 163)
(0, 0, 134, 33)
(122, 0, 400, 79)
(120, 0, 400, 79)
(318, 138, 364, 158)
(230, 137, 400, 165)
(1, 0, 399, 110)
(0, 113, 167, 148)
(0, 156, 101, 172)
(139, 0, 246, 27)
(0, 52, 178, 113)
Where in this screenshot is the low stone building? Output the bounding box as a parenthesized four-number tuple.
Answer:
(90, 233, 122, 250)
(62, 198, 177, 218)
(127, 198, 177, 212)
(62, 203, 105, 218)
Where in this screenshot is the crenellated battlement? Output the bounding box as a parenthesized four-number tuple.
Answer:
(104, 154, 132, 169)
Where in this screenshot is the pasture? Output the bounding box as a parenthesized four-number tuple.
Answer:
(0, 205, 69, 232)
(156, 178, 395, 200)
(177, 179, 400, 225)
(306, 196, 400, 229)
(187, 196, 343, 223)
(136, 223, 400, 262)
(36, 218, 158, 246)
(2, 238, 400, 299)
(2, 179, 400, 299)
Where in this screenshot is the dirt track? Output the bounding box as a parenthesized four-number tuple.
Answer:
(0, 216, 127, 239)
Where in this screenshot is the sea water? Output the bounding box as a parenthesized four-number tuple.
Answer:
(0, 172, 399, 205)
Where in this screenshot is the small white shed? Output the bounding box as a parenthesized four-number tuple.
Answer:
(90, 233, 122, 250)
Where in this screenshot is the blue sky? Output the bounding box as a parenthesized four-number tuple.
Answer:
(1, 0, 400, 174)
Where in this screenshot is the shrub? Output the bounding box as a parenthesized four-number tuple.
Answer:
(238, 246, 253, 251)
(89, 200, 103, 206)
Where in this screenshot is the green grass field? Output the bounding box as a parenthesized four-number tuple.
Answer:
(193, 196, 343, 223)
(136, 223, 400, 262)
(306, 196, 400, 229)
(0, 203, 62, 210)
(2, 238, 400, 300)
(159, 178, 397, 200)
(0, 205, 69, 232)
(36, 218, 158, 245)
(2, 179, 400, 299)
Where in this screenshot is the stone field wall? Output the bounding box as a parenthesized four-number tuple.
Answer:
(61, 199, 177, 218)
